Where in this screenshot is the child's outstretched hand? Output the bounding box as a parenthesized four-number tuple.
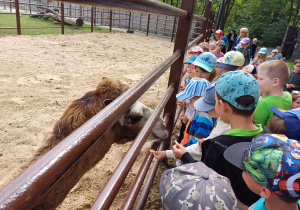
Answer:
(177, 101, 185, 108)
(152, 150, 166, 161)
(179, 113, 188, 124)
(172, 140, 187, 160)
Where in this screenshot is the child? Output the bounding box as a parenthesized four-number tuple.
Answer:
(188, 46, 203, 56)
(199, 42, 210, 52)
(267, 49, 277, 61)
(153, 79, 213, 163)
(251, 47, 267, 69)
(291, 91, 300, 109)
(183, 55, 197, 87)
(216, 51, 245, 78)
(159, 162, 238, 210)
(267, 105, 300, 141)
(172, 71, 271, 207)
(253, 60, 292, 126)
(285, 59, 300, 92)
(193, 52, 217, 82)
(154, 83, 230, 163)
(236, 37, 251, 66)
(224, 134, 300, 209)
(242, 64, 258, 80)
(251, 38, 257, 60)
(275, 46, 286, 60)
(221, 33, 228, 54)
(209, 41, 216, 51)
(211, 40, 225, 59)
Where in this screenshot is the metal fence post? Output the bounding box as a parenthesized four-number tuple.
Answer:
(91, 7, 94, 32)
(171, 17, 177, 42)
(109, 9, 112, 32)
(200, 0, 211, 42)
(61, 3, 64, 34)
(146, 14, 150, 36)
(163, 0, 196, 147)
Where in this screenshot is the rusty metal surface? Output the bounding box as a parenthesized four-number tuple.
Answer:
(0, 51, 180, 210)
(48, 0, 188, 17)
(121, 140, 160, 209)
(90, 83, 175, 210)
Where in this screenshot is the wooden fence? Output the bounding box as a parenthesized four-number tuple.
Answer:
(0, 0, 214, 42)
(0, 0, 214, 209)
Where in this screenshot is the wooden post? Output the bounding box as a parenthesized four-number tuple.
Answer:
(15, 0, 21, 35)
(146, 14, 150, 36)
(61, 3, 64, 34)
(163, 0, 196, 148)
(200, 0, 211, 42)
(171, 17, 177, 42)
(91, 7, 94, 32)
(109, 9, 112, 32)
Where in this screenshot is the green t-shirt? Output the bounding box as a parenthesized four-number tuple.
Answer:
(226, 124, 263, 136)
(253, 92, 292, 126)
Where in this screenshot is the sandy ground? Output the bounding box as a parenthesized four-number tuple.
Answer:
(0, 32, 181, 209)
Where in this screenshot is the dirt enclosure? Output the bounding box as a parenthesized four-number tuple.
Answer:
(0, 32, 179, 209)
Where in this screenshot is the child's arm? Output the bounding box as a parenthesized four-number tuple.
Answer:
(153, 150, 166, 161)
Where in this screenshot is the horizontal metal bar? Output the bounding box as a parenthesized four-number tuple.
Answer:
(0, 50, 181, 210)
(91, 83, 176, 210)
(48, 0, 188, 17)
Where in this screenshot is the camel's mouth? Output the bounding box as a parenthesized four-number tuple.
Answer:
(149, 129, 169, 140)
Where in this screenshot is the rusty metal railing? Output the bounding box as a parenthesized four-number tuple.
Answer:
(0, 0, 214, 209)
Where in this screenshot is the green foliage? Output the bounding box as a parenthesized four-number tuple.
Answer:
(0, 14, 109, 36)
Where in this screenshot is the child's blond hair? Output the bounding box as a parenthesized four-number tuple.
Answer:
(199, 42, 210, 52)
(258, 60, 290, 87)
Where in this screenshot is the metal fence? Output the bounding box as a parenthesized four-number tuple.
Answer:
(0, 0, 214, 209)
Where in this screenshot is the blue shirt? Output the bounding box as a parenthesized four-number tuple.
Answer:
(249, 198, 300, 209)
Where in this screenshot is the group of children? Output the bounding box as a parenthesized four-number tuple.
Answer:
(153, 38, 300, 209)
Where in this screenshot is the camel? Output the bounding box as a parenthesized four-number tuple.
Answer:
(23, 77, 169, 209)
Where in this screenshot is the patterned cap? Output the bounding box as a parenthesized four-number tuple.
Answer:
(217, 51, 245, 71)
(159, 162, 238, 210)
(176, 78, 210, 102)
(185, 55, 198, 64)
(216, 40, 225, 46)
(193, 52, 217, 73)
(215, 71, 260, 110)
(215, 29, 223, 34)
(224, 134, 300, 197)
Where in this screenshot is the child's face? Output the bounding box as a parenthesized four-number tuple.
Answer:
(253, 40, 257, 44)
(216, 45, 224, 51)
(294, 63, 300, 73)
(277, 49, 282, 53)
(292, 97, 300, 109)
(241, 43, 249, 49)
(195, 66, 211, 81)
(189, 97, 200, 108)
(271, 52, 277, 57)
(242, 171, 263, 196)
(257, 70, 274, 94)
(207, 109, 218, 118)
(186, 64, 196, 77)
(209, 45, 216, 51)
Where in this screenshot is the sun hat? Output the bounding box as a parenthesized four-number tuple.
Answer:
(176, 78, 210, 102)
(188, 46, 203, 54)
(216, 40, 225, 46)
(224, 134, 300, 198)
(215, 71, 260, 110)
(194, 82, 216, 112)
(272, 49, 278, 53)
(242, 64, 258, 80)
(217, 57, 224, 63)
(240, 37, 250, 44)
(185, 55, 198, 64)
(258, 47, 267, 54)
(159, 162, 238, 210)
(193, 52, 217, 73)
(217, 51, 245, 71)
(270, 105, 300, 141)
(215, 29, 223, 34)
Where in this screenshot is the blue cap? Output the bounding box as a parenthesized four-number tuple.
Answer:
(194, 82, 216, 112)
(215, 71, 260, 110)
(185, 55, 198, 64)
(258, 47, 267, 54)
(176, 78, 210, 102)
(272, 49, 278, 53)
(193, 52, 217, 73)
(270, 105, 300, 141)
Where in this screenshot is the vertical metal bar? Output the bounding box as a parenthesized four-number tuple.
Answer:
(69, 3, 71, 17)
(163, 15, 167, 35)
(10, 1, 12, 13)
(171, 17, 177, 42)
(15, 0, 21, 35)
(155, 15, 158, 35)
(94, 7, 97, 26)
(128, 12, 131, 31)
(200, 0, 211, 42)
(139, 12, 142, 31)
(101, 9, 103, 25)
(146, 14, 150, 36)
(163, 0, 196, 149)
(91, 7, 94, 32)
(61, 3, 64, 34)
(109, 9, 112, 32)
